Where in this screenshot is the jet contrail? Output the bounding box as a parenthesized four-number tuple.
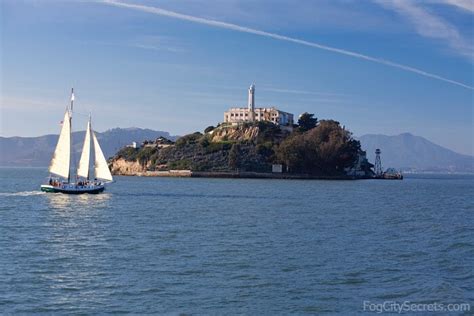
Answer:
(101, 0, 473, 91)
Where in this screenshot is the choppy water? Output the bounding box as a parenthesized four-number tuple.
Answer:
(0, 168, 473, 314)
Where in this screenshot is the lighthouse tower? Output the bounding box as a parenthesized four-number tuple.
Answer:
(248, 84, 255, 122)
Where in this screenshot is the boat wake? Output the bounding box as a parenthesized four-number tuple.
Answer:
(0, 191, 45, 197)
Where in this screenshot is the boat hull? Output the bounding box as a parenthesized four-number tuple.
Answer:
(40, 184, 105, 194)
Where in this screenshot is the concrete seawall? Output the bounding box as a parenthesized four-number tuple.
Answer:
(114, 170, 366, 180)
(128, 170, 193, 177)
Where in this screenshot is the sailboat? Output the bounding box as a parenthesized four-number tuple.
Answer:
(40, 89, 114, 194)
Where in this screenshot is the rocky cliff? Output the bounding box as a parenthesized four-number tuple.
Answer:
(110, 158, 151, 175)
(109, 122, 286, 175)
(209, 124, 260, 142)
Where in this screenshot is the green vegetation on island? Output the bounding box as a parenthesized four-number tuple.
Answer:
(111, 113, 373, 177)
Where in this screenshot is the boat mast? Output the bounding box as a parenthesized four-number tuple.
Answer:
(70, 88, 74, 112)
(87, 113, 91, 180)
(68, 88, 74, 183)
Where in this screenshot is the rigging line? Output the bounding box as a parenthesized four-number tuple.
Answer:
(72, 111, 93, 117)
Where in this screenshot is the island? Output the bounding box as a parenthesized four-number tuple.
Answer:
(109, 84, 375, 179)
(109, 117, 374, 180)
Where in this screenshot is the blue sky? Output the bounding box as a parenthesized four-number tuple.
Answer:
(1, 0, 473, 155)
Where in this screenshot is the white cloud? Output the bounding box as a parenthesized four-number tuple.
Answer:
(100, 0, 473, 90)
(442, 0, 474, 13)
(375, 0, 474, 62)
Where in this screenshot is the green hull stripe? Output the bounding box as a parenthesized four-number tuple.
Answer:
(40, 186, 105, 194)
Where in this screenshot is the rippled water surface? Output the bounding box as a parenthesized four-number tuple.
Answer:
(1, 168, 473, 314)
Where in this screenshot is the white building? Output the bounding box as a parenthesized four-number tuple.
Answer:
(224, 84, 294, 127)
(126, 141, 138, 149)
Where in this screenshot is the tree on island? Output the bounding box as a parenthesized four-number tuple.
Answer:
(277, 120, 360, 175)
(297, 112, 318, 132)
(204, 126, 215, 133)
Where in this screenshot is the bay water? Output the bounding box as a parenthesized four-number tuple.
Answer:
(0, 168, 472, 314)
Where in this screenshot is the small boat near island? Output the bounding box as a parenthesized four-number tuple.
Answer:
(40, 89, 113, 194)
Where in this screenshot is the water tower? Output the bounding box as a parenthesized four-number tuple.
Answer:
(374, 148, 383, 176)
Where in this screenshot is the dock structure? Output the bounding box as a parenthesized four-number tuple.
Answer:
(373, 149, 403, 180)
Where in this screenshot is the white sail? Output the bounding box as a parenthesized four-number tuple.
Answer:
(77, 120, 91, 179)
(92, 131, 113, 182)
(49, 110, 71, 179)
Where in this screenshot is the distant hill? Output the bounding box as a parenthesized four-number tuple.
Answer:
(0, 128, 178, 167)
(359, 133, 474, 173)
